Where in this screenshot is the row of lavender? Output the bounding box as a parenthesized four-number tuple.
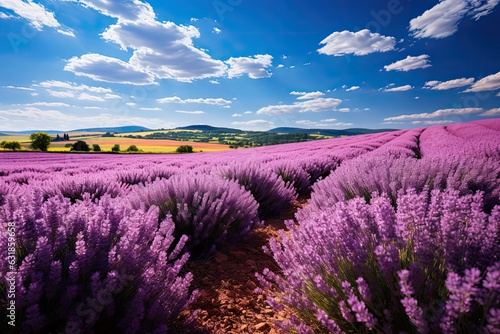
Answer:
(1, 119, 499, 333)
(259, 119, 500, 333)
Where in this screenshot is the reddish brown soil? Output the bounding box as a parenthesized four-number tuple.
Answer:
(183, 199, 307, 333)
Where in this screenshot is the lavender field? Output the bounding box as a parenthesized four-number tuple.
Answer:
(1, 119, 500, 333)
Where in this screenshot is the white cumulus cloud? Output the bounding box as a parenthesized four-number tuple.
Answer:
(0, 0, 73, 36)
(424, 77, 475, 90)
(384, 85, 413, 92)
(480, 108, 500, 116)
(317, 29, 396, 56)
(37, 80, 113, 93)
(226, 54, 273, 79)
(140, 107, 162, 111)
(464, 70, 500, 92)
(175, 110, 204, 114)
(409, 0, 499, 39)
(47, 90, 75, 99)
(103, 21, 227, 82)
(36, 80, 122, 102)
(384, 108, 483, 121)
(471, 0, 500, 19)
(57, 29, 76, 37)
(77, 93, 105, 102)
(0, 12, 15, 19)
(1, 85, 35, 91)
(346, 86, 360, 91)
(293, 91, 325, 100)
(66, 0, 230, 83)
(156, 96, 232, 107)
(256, 97, 343, 116)
(69, 0, 156, 22)
(384, 55, 431, 72)
(25, 102, 70, 107)
(65, 53, 155, 85)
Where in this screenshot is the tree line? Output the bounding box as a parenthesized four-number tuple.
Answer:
(52, 133, 71, 141)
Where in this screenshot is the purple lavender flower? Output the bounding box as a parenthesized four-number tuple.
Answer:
(261, 189, 500, 333)
(214, 162, 297, 218)
(342, 281, 378, 329)
(128, 173, 260, 256)
(0, 189, 196, 333)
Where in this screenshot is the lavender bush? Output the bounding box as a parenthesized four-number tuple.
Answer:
(268, 159, 312, 195)
(0, 179, 11, 206)
(304, 155, 500, 217)
(128, 173, 261, 257)
(40, 174, 125, 203)
(115, 166, 178, 186)
(296, 155, 340, 185)
(215, 162, 297, 218)
(0, 189, 196, 333)
(258, 189, 500, 333)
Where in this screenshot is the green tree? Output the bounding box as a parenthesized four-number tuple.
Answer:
(92, 144, 101, 152)
(30, 132, 51, 151)
(70, 141, 90, 152)
(111, 144, 120, 152)
(0, 141, 22, 151)
(176, 145, 193, 153)
(126, 145, 139, 152)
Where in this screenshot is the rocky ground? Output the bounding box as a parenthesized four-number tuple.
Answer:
(183, 199, 307, 333)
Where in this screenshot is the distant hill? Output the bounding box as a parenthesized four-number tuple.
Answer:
(268, 127, 397, 136)
(71, 125, 151, 133)
(0, 132, 8, 136)
(176, 125, 245, 133)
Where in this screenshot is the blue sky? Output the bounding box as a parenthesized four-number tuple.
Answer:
(0, 0, 499, 131)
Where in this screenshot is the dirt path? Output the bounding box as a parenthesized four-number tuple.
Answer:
(183, 199, 306, 333)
